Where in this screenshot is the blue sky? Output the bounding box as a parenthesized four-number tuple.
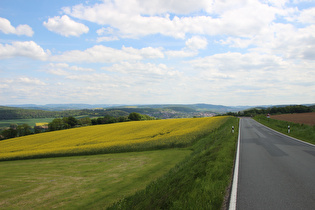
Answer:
(0, 0, 314, 106)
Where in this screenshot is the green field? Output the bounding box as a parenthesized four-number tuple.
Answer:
(0, 149, 190, 209)
(0, 118, 55, 128)
(254, 115, 315, 144)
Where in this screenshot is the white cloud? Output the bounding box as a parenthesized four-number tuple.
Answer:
(189, 52, 286, 72)
(96, 27, 115, 35)
(96, 36, 119, 42)
(185, 36, 208, 50)
(62, 0, 281, 39)
(219, 21, 315, 61)
(43, 15, 89, 37)
(18, 77, 46, 85)
(166, 36, 207, 58)
(0, 17, 34, 36)
(45, 63, 95, 76)
(66, 73, 111, 83)
(51, 45, 164, 63)
(187, 51, 315, 105)
(296, 8, 315, 24)
(104, 61, 181, 78)
(47, 63, 94, 71)
(165, 50, 197, 58)
(0, 41, 49, 60)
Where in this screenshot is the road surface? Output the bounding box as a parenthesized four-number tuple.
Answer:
(235, 118, 315, 210)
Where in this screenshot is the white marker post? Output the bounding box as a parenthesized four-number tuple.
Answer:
(288, 125, 290, 133)
(232, 126, 234, 133)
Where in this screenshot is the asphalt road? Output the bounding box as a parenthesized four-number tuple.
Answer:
(236, 118, 315, 210)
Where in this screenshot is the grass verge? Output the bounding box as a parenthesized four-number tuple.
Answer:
(254, 115, 315, 145)
(0, 149, 190, 209)
(108, 117, 239, 210)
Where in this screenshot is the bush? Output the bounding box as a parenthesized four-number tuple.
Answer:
(128, 112, 142, 121)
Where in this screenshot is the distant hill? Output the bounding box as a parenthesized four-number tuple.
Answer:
(6, 104, 123, 111)
(2, 103, 314, 120)
(6, 103, 241, 113)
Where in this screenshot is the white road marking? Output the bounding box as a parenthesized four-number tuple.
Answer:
(229, 118, 241, 210)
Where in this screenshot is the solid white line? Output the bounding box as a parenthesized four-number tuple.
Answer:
(229, 118, 241, 210)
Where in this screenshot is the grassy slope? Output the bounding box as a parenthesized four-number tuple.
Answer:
(0, 149, 190, 209)
(254, 115, 315, 145)
(108, 117, 238, 210)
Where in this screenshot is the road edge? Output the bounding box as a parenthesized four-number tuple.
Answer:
(228, 118, 241, 210)
(254, 119, 315, 148)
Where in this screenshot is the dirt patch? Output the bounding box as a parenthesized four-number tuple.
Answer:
(271, 112, 315, 126)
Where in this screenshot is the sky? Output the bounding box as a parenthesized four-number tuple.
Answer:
(0, 0, 315, 106)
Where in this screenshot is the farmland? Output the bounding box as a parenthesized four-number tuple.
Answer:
(0, 116, 228, 161)
(0, 149, 190, 209)
(270, 112, 315, 126)
(0, 116, 238, 209)
(0, 118, 55, 128)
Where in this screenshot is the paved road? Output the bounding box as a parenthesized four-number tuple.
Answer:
(236, 118, 315, 210)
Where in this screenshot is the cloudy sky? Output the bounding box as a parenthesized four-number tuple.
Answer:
(0, 0, 314, 106)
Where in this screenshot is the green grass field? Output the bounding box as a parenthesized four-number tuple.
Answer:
(254, 115, 315, 145)
(0, 118, 55, 128)
(0, 149, 190, 209)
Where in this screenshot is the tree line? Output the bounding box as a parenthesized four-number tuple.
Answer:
(226, 105, 313, 117)
(0, 106, 130, 120)
(0, 112, 155, 140)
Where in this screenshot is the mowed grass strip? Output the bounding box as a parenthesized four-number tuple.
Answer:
(254, 115, 315, 144)
(0, 117, 228, 161)
(0, 149, 191, 209)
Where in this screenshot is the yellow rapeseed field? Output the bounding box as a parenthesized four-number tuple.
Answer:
(35, 123, 48, 126)
(0, 116, 228, 160)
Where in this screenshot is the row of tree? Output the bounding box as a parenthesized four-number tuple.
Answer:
(0, 106, 130, 120)
(226, 105, 312, 117)
(0, 112, 155, 140)
(0, 124, 32, 139)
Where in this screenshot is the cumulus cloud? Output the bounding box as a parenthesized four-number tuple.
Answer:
(185, 36, 208, 50)
(0, 41, 49, 60)
(45, 63, 95, 76)
(95, 27, 119, 42)
(0, 17, 34, 36)
(104, 61, 181, 78)
(18, 77, 46, 85)
(187, 51, 315, 105)
(43, 15, 89, 37)
(62, 0, 281, 39)
(96, 36, 119, 42)
(166, 36, 207, 58)
(296, 8, 315, 24)
(51, 45, 164, 63)
(165, 50, 197, 58)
